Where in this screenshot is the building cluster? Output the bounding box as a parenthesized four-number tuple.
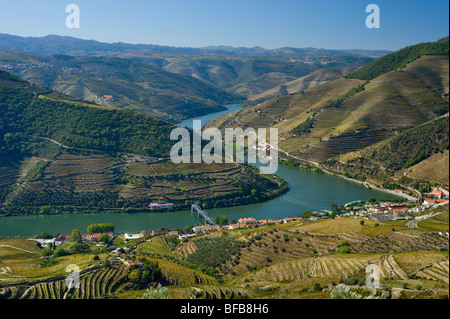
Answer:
(54, 232, 114, 246)
(0, 62, 53, 70)
(342, 187, 449, 222)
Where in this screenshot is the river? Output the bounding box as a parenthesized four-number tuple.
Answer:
(0, 104, 397, 237)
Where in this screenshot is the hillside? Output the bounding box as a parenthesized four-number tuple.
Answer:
(1, 215, 448, 300)
(0, 34, 382, 101)
(245, 66, 359, 106)
(0, 71, 288, 215)
(346, 37, 449, 81)
(124, 54, 373, 98)
(207, 38, 449, 190)
(0, 51, 239, 122)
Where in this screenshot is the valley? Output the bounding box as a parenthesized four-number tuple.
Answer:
(0, 32, 449, 302)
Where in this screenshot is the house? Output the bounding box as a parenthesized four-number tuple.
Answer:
(192, 225, 219, 233)
(149, 202, 175, 209)
(228, 223, 246, 230)
(124, 233, 143, 241)
(238, 218, 258, 226)
(423, 199, 449, 206)
(55, 234, 71, 245)
(29, 238, 55, 248)
(424, 188, 444, 199)
(257, 219, 269, 226)
(55, 232, 113, 244)
(177, 229, 196, 240)
(124, 259, 143, 268)
(81, 232, 113, 242)
(309, 216, 321, 221)
(152, 229, 169, 236)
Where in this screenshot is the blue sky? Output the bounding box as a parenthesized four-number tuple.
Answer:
(0, 0, 448, 50)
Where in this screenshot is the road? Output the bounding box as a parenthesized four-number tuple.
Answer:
(407, 211, 444, 228)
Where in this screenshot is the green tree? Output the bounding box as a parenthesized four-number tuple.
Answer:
(215, 215, 228, 225)
(71, 229, 81, 242)
(143, 283, 169, 299)
(40, 205, 51, 215)
(128, 269, 142, 283)
(87, 223, 115, 234)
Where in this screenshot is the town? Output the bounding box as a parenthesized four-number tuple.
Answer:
(29, 185, 450, 254)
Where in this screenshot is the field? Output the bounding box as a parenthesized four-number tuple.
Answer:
(417, 211, 450, 232)
(1, 210, 448, 300)
(2, 149, 286, 214)
(405, 150, 449, 184)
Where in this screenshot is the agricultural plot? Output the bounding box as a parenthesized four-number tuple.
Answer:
(350, 232, 449, 254)
(169, 285, 255, 299)
(0, 265, 129, 299)
(3, 147, 284, 212)
(417, 211, 450, 232)
(405, 150, 449, 184)
(234, 255, 368, 284)
(416, 260, 449, 284)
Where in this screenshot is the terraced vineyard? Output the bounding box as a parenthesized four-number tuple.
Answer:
(169, 285, 255, 299)
(221, 229, 339, 276)
(234, 256, 367, 284)
(416, 260, 449, 284)
(350, 232, 449, 254)
(0, 265, 129, 299)
(377, 255, 408, 279)
(406, 150, 449, 184)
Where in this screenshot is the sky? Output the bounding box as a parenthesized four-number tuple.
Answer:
(0, 0, 448, 51)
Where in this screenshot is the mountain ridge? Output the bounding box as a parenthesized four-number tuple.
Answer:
(0, 33, 391, 57)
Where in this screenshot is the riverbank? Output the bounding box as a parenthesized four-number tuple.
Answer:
(277, 151, 417, 202)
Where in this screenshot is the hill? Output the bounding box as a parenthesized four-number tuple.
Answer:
(245, 66, 359, 106)
(207, 37, 449, 190)
(0, 70, 288, 215)
(346, 37, 449, 81)
(1, 215, 447, 300)
(0, 51, 240, 122)
(0, 34, 377, 100)
(121, 53, 374, 99)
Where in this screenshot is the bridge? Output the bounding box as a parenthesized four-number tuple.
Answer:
(191, 202, 216, 225)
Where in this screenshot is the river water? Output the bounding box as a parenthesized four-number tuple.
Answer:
(0, 104, 396, 237)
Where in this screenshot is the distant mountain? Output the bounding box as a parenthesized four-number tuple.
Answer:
(0, 33, 391, 57)
(0, 51, 240, 122)
(0, 34, 382, 99)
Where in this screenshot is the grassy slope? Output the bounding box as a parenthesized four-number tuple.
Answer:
(1, 213, 448, 299)
(246, 66, 359, 105)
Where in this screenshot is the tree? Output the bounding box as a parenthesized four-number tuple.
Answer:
(215, 215, 228, 225)
(71, 229, 81, 242)
(330, 284, 384, 299)
(40, 205, 51, 215)
(128, 269, 142, 283)
(143, 283, 169, 299)
(87, 223, 115, 234)
(303, 210, 312, 219)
